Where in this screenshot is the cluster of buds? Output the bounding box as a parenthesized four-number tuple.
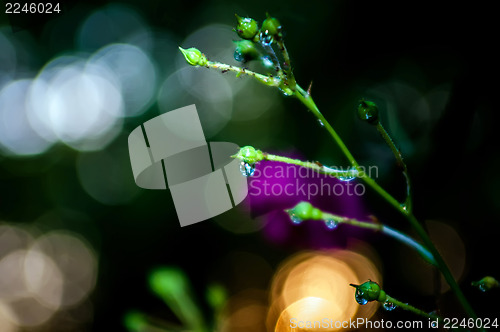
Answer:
(233, 13, 283, 63)
(234, 13, 282, 42)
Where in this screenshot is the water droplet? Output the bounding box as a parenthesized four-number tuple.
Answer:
(261, 55, 274, 68)
(354, 289, 368, 305)
(382, 301, 397, 311)
(318, 119, 324, 127)
(324, 219, 338, 230)
(240, 162, 255, 177)
(278, 87, 294, 96)
(260, 32, 273, 46)
(234, 50, 244, 62)
(288, 212, 303, 225)
(400, 204, 408, 211)
(479, 284, 487, 292)
(338, 168, 356, 182)
(428, 310, 439, 318)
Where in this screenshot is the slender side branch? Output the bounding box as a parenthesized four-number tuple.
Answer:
(286, 201, 436, 266)
(206, 61, 280, 86)
(276, 40, 296, 90)
(385, 295, 440, 320)
(349, 281, 444, 322)
(376, 122, 412, 212)
(232, 146, 357, 179)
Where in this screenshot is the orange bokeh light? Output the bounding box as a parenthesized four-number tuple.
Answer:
(269, 247, 381, 331)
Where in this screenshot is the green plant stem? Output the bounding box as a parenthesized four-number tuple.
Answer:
(384, 294, 442, 321)
(293, 84, 478, 320)
(376, 122, 412, 212)
(320, 212, 436, 266)
(295, 85, 358, 166)
(206, 61, 280, 86)
(276, 40, 296, 90)
(157, 292, 206, 332)
(261, 152, 358, 178)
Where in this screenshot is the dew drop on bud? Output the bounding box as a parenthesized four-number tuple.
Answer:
(318, 119, 324, 127)
(234, 50, 244, 62)
(259, 32, 273, 46)
(354, 289, 368, 305)
(240, 162, 255, 177)
(288, 211, 303, 225)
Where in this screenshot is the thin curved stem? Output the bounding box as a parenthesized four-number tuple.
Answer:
(206, 61, 280, 86)
(376, 122, 412, 212)
(276, 40, 296, 90)
(295, 85, 358, 167)
(319, 212, 436, 266)
(261, 152, 358, 178)
(384, 294, 442, 321)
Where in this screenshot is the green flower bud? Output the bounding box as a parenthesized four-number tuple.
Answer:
(472, 276, 499, 292)
(261, 15, 282, 39)
(235, 14, 259, 40)
(123, 311, 147, 332)
(179, 47, 207, 66)
(291, 201, 323, 220)
(233, 40, 260, 62)
(233, 146, 264, 164)
(206, 284, 227, 310)
(350, 280, 386, 305)
(357, 99, 379, 124)
(149, 267, 187, 298)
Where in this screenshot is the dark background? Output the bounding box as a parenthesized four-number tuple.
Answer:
(1, 1, 498, 330)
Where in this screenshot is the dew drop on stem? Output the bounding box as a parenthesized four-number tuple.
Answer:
(324, 219, 338, 230)
(382, 301, 397, 311)
(338, 168, 356, 182)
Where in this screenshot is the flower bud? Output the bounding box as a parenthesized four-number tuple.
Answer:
(261, 15, 282, 39)
(350, 280, 386, 305)
(235, 14, 259, 40)
(233, 146, 264, 164)
(233, 40, 260, 62)
(357, 99, 379, 124)
(179, 47, 207, 66)
(472, 276, 499, 292)
(206, 284, 227, 310)
(291, 201, 323, 220)
(149, 267, 187, 298)
(124, 311, 147, 332)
